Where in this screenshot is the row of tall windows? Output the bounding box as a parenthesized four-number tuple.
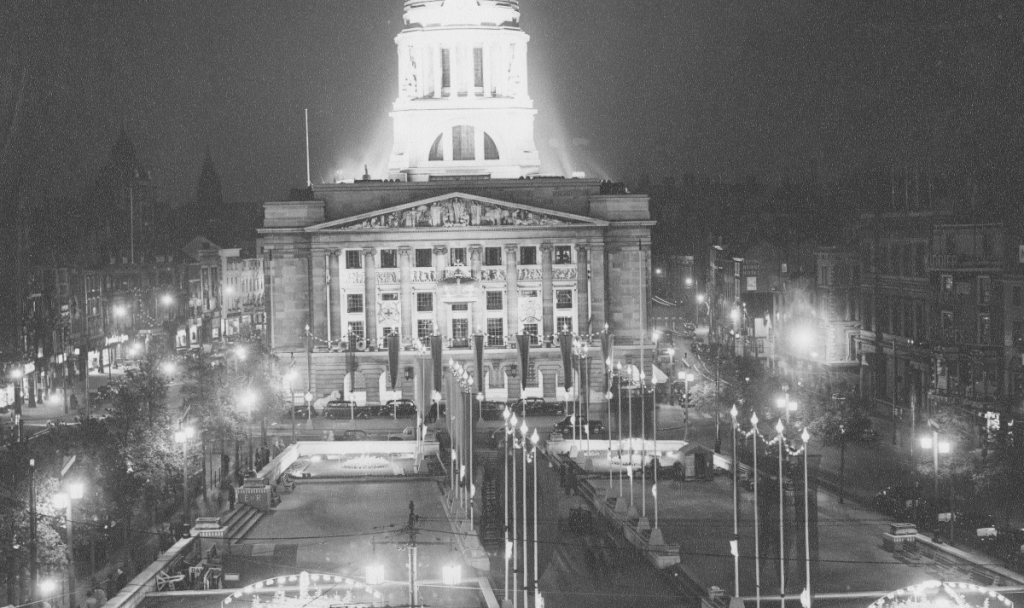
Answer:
(342, 245, 577, 269)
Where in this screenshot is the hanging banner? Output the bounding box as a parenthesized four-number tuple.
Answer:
(388, 334, 400, 390)
(516, 334, 531, 390)
(559, 332, 574, 390)
(431, 334, 443, 393)
(473, 334, 485, 395)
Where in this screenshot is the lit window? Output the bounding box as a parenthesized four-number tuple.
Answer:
(346, 251, 362, 269)
(347, 294, 364, 314)
(487, 318, 504, 346)
(554, 246, 572, 265)
(484, 247, 502, 266)
(523, 323, 539, 345)
(452, 303, 468, 312)
(557, 317, 573, 333)
(556, 290, 573, 309)
(450, 248, 467, 266)
(417, 319, 433, 340)
(452, 319, 469, 340)
(520, 246, 537, 266)
(441, 48, 451, 94)
(381, 292, 399, 301)
(348, 321, 365, 339)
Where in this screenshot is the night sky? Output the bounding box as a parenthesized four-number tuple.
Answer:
(13, 0, 1024, 206)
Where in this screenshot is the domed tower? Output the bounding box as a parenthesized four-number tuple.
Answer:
(388, 0, 541, 181)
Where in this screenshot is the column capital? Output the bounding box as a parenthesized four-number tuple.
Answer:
(433, 246, 448, 256)
(574, 243, 589, 254)
(362, 247, 377, 258)
(504, 244, 518, 255)
(468, 244, 484, 255)
(539, 243, 554, 253)
(398, 246, 412, 257)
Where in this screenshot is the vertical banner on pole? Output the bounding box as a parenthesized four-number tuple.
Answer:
(558, 332, 574, 390)
(516, 334, 531, 390)
(388, 334, 400, 390)
(431, 335, 443, 394)
(474, 334, 485, 395)
(601, 332, 613, 391)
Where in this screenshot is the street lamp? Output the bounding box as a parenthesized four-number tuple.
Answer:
(304, 391, 314, 425)
(365, 564, 385, 586)
(730, 405, 740, 597)
(776, 419, 786, 608)
(54, 481, 85, 607)
(509, 412, 519, 608)
(530, 428, 541, 608)
(502, 407, 512, 605)
(920, 426, 953, 544)
(174, 426, 196, 526)
(520, 419, 529, 608)
(776, 394, 798, 425)
(801, 427, 812, 608)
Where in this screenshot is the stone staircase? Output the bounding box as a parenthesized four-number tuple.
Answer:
(190, 505, 264, 544)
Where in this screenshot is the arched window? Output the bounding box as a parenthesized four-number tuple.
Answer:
(428, 133, 444, 161)
(484, 133, 499, 160)
(453, 125, 475, 160)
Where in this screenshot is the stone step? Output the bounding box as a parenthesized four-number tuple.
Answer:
(230, 507, 264, 544)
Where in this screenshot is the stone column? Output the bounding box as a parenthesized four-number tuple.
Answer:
(433, 246, 448, 338)
(589, 242, 607, 331)
(575, 244, 589, 334)
(328, 250, 341, 345)
(311, 251, 328, 347)
(470, 245, 485, 333)
(399, 247, 413, 340)
(541, 243, 554, 337)
(504, 244, 519, 336)
(363, 248, 377, 348)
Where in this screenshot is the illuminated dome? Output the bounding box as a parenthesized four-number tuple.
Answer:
(389, 0, 540, 181)
(403, 0, 520, 27)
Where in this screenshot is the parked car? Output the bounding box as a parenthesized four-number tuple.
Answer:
(480, 400, 507, 421)
(323, 400, 356, 419)
(554, 415, 605, 438)
(387, 427, 417, 441)
(337, 429, 368, 441)
(385, 399, 417, 419)
(511, 397, 560, 416)
(284, 403, 317, 419)
(872, 485, 922, 521)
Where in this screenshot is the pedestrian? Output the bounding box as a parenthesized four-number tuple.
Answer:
(93, 585, 107, 606)
(85, 589, 98, 608)
(116, 566, 127, 592)
(228, 484, 236, 510)
(70, 393, 79, 410)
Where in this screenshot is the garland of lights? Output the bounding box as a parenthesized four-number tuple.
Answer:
(867, 580, 1013, 608)
(222, 571, 384, 607)
(739, 413, 810, 457)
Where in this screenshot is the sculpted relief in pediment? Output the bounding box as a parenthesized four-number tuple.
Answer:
(347, 197, 570, 229)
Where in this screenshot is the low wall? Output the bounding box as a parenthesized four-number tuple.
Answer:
(105, 536, 200, 608)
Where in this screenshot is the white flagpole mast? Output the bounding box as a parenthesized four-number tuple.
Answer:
(304, 108, 312, 188)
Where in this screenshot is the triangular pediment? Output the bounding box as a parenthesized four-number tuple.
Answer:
(305, 193, 608, 232)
